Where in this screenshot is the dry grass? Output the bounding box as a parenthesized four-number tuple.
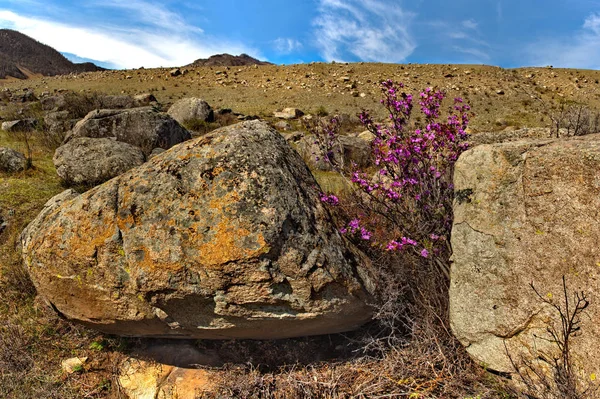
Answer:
(198, 253, 513, 399)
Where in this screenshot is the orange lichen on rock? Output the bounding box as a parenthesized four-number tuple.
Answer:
(197, 218, 268, 268)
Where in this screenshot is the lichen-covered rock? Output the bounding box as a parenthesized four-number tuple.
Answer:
(22, 120, 374, 339)
(53, 137, 146, 186)
(450, 134, 600, 379)
(0, 147, 28, 172)
(167, 98, 214, 125)
(65, 107, 191, 156)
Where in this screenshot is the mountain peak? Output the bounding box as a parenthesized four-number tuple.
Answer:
(187, 53, 272, 67)
(0, 29, 104, 80)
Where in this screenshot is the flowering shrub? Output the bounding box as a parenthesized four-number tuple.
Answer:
(313, 80, 471, 277)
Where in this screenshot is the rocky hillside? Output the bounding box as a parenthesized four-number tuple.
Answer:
(0, 29, 103, 80)
(5, 62, 600, 133)
(187, 53, 272, 67)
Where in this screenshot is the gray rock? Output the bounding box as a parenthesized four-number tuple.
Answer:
(1, 119, 38, 132)
(53, 137, 146, 186)
(65, 107, 191, 156)
(273, 108, 304, 120)
(274, 121, 292, 131)
(43, 111, 75, 143)
(0, 147, 28, 172)
(167, 98, 214, 125)
(133, 93, 158, 106)
(11, 91, 37, 103)
(40, 95, 67, 111)
(22, 120, 374, 339)
(44, 111, 70, 125)
(450, 134, 600, 382)
(282, 131, 304, 143)
(0, 209, 6, 235)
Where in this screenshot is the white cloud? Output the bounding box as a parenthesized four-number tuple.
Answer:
(92, 0, 203, 35)
(0, 9, 261, 69)
(313, 0, 416, 62)
(428, 19, 490, 63)
(525, 13, 600, 69)
(462, 19, 478, 30)
(583, 13, 600, 35)
(273, 37, 302, 54)
(453, 46, 491, 61)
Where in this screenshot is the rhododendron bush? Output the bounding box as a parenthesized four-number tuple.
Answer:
(312, 80, 471, 278)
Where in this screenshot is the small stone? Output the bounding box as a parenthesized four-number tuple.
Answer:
(273, 108, 304, 119)
(0, 147, 28, 172)
(61, 357, 87, 374)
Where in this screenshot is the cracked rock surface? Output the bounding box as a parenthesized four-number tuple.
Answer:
(22, 120, 374, 339)
(450, 134, 600, 375)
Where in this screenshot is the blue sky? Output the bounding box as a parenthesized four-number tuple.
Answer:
(0, 0, 600, 70)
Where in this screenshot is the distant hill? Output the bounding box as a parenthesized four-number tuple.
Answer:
(0, 29, 104, 80)
(187, 53, 272, 67)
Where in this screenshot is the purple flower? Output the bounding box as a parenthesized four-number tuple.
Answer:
(420, 249, 429, 258)
(360, 228, 372, 240)
(319, 193, 339, 206)
(348, 219, 360, 233)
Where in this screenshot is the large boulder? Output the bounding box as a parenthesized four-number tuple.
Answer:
(167, 98, 214, 125)
(450, 134, 600, 379)
(0, 147, 28, 172)
(22, 120, 374, 339)
(53, 137, 146, 186)
(65, 107, 191, 156)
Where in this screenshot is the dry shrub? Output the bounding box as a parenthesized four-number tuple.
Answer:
(506, 278, 598, 399)
(548, 101, 600, 137)
(200, 250, 507, 399)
